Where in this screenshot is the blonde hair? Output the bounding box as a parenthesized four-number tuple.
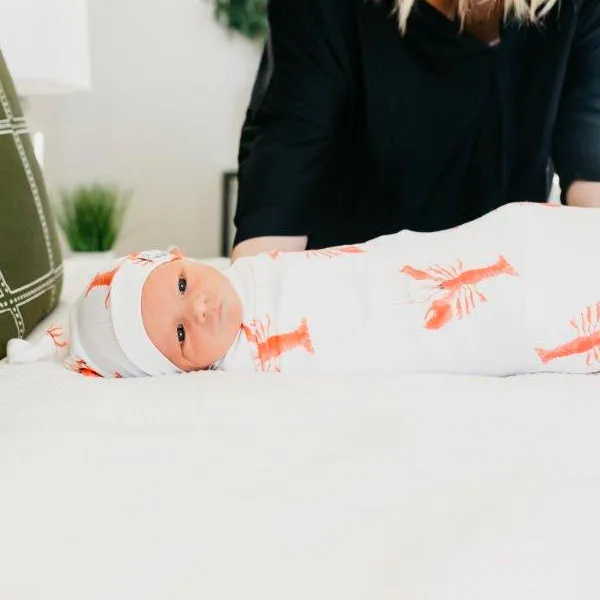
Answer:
(394, 0, 560, 33)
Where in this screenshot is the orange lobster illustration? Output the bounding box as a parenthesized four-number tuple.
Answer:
(84, 251, 180, 307)
(535, 302, 600, 366)
(267, 245, 366, 260)
(400, 255, 519, 329)
(71, 358, 103, 378)
(46, 325, 67, 348)
(85, 264, 121, 307)
(242, 315, 315, 371)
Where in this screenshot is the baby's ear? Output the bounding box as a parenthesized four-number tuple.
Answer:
(167, 245, 185, 258)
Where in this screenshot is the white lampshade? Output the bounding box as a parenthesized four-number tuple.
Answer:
(0, 0, 91, 95)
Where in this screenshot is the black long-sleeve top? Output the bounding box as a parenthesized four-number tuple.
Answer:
(234, 0, 600, 250)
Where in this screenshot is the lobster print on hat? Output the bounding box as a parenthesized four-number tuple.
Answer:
(70, 358, 103, 378)
(85, 251, 181, 308)
(46, 325, 67, 348)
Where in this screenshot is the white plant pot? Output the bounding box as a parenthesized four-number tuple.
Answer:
(67, 251, 117, 273)
(70, 250, 116, 262)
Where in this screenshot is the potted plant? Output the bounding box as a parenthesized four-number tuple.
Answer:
(55, 182, 131, 259)
(213, 0, 268, 41)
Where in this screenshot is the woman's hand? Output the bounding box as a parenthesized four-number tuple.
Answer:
(567, 181, 600, 208)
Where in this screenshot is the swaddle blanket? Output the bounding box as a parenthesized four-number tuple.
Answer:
(220, 202, 600, 376)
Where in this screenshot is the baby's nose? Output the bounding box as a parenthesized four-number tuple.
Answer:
(189, 294, 207, 324)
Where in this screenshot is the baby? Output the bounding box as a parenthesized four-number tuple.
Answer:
(9, 201, 600, 377)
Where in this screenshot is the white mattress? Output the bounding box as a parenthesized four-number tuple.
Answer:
(1, 256, 600, 599)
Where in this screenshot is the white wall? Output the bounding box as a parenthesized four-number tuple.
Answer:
(29, 0, 261, 258)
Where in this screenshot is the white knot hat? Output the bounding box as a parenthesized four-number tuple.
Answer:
(8, 249, 184, 378)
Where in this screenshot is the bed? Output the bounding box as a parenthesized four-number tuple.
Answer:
(1, 255, 600, 599)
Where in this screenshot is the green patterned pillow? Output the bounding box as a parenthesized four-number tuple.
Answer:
(0, 49, 63, 359)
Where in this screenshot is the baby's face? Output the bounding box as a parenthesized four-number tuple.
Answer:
(141, 258, 242, 371)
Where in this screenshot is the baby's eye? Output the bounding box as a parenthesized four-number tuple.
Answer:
(177, 324, 186, 344)
(178, 277, 187, 294)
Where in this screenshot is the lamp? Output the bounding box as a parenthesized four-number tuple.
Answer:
(0, 0, 91, 95)
(0, 0, 91, 166)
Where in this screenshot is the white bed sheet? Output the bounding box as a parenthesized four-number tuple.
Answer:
(1, 257, 600, 599)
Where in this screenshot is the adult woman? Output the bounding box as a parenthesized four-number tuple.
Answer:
(232, 0, 600, 260)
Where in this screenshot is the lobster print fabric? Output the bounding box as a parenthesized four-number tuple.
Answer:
(220, 202, 600, 376)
